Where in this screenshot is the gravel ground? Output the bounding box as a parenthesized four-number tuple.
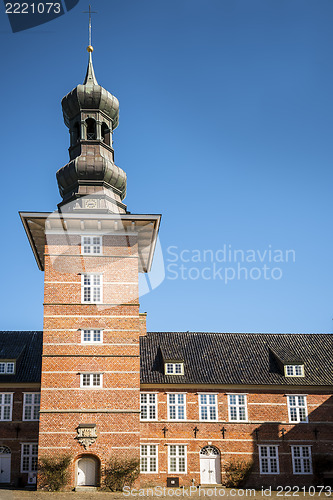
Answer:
(0, 488, 332, 500)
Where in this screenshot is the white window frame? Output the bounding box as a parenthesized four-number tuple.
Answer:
(81, 273, 103, 304)
(198, 393, 218, 421)
(0, 362, 15, 374)
(81, 235, 102, 255)
(140, 444, 158, 473)
(168, 444, 187, 474)
(23, 393, 40, 421)
(287, 395, 308, 423)
(165, 362, 184, 375)
(228, 394, 248, 422)
(285, 365, 304, 377)
(140, 393, 158, 421)
(80, 373, 103, 388)
(21, 443, 38, 473)
(291, 446, 312, 475)
(167, 393, 186, 421)
(259, 445, 280, 474)
(81, 329, 103, 344)
(0, 393, 13, 421)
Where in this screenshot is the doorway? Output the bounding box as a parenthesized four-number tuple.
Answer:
(0, 446, 11, 483)
(77, 456, 98, 486)
(200, 445, 221, 485)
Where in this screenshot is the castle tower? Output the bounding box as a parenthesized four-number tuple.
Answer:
(20, 47, 161, 489)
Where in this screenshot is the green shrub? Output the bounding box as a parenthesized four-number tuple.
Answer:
(223, 459, 253, 487)
(38, 454, 72, 491)
(104, 458, 140, 491)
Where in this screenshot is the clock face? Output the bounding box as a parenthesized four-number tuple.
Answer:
(85, 199, 98, 209)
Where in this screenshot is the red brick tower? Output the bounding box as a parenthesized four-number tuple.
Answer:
(20, 46, 161, 489)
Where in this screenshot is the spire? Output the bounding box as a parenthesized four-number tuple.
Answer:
(83, 49, 98, 85)
(82, 5, 98, 85)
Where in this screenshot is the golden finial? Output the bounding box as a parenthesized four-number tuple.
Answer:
(87, 45, 94, 52)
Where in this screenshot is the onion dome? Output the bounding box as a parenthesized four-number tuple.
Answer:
(61, 51, 119, 130)
(56, 48, 127, 214)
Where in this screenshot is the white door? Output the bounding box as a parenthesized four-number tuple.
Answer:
(77, 457, 96, 486)
(200, 446, 221, 485)
(0, 455, 11, 483)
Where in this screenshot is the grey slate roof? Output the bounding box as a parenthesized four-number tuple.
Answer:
(0, 331, 42, 384)
(140, 332, 333, 386)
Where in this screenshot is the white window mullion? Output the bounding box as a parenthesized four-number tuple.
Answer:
(168, 445, 187, 474)
(287, 395, 308, 423)
(291, 446, 312, 474)
(0, 393, 13, 421)
(140, 445, 158, 473)
(23, 393, 40, 421)
(81, 236, 102, 255)
(21, 443, 38, 473)
(168, 393, 186, 421)
(81, 274, 103, 304)
(199, 394, 218, 421)
(140, 393, 157, 421)
(259, 446, 280, 474)
(228, 394, 247, 422)
(80, 373, 103, 388)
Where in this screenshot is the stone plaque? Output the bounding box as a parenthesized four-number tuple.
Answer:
(76, 424, 97, 449)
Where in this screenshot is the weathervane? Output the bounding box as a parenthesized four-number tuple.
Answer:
(83, 4, 98, 51)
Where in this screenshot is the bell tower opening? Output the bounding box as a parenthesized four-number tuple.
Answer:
(72, 122, 80, 145)
(86, 118, 96, 140)
(101, 122, 111, 146)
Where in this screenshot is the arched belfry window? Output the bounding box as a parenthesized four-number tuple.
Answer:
(101, 122, 111, 146)
(73, 122, 80, 144)
(86, 118, 96, 140)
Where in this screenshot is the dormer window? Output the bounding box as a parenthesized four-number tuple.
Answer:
(165, 362, 184, 375)
(0, 362, 15, 374)
(285, 365, 304, 377)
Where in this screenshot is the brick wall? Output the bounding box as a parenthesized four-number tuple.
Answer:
(38, 230, 141, 489)
(139, 389, 333, 488)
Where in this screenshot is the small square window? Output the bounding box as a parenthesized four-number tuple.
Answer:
(285, 365, 304, 377)
(80, 373, 103, 388)
(165, 362, 184, 375)
(81, 329, 103, 344)
(81, 236, 102, 255)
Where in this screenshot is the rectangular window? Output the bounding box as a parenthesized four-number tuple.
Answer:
(140, 445, 158, 473)
(21, 443, 38, 473)
(228, 394, 247, 422)
(80, 373, 102, 388)
(259, 446, 280, 474)
(81, 236, 102, 255)
(168, 445, 187, 473)
(0, 362, 15, 374)
(291, 446, 312, 474)
(140, 393, 157, 420)
(199, 394, 218, 421)
(287, 395, 308, 423)
(23, 393, 40, 421)
(165, 363, 184, 375)
(81, 329, 103, 344)
(168, 393, 186, 420)
(0, 393, 13, 421)
(81, 274, 102, 303)
(285, 365, 304, 377)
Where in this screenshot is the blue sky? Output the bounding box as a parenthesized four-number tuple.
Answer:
(0, 0, 332, 334)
